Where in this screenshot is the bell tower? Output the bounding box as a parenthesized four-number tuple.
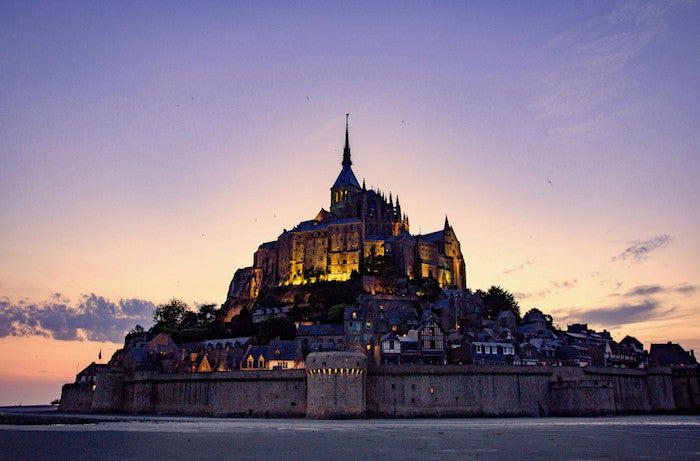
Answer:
(330, 114, 361, 217)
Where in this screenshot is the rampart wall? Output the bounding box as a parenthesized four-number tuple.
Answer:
(59, 359, 697, 418)
(367, 365, 551, 417)
(549, 366, 675, 415)
(671, 368, 700, 413)
(59, 383, 94, 413)
(121, 370, 307, 417)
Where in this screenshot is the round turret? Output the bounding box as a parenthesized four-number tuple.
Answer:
(305, 352, 368, 418)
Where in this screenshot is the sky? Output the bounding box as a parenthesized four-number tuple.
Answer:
(1, 1, 698, 405)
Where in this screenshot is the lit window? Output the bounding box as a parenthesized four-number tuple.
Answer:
(429, 386, 434, 394)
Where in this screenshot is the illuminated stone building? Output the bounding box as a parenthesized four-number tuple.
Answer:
(230, 116, 467, 299)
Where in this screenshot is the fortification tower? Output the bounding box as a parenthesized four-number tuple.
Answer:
(306, 351, 368, 418)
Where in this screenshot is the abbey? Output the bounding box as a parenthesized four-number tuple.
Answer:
(230, 116, 466, 299)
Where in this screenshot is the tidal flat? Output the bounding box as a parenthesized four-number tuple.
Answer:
(0, 408, 698, 460)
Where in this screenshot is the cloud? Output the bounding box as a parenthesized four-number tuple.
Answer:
(0, 294, 155, 343)
(530, 1, 682, 136)
(612, 283, 697, 297)
(514, 289, 551, 300)
(612, 234, 674, 263)
(552, 279, 578, 290)
(503, 260, 533, 274)
(556, 299, 678, 329)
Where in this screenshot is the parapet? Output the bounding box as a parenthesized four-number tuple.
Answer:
(305, 351, 368, 374)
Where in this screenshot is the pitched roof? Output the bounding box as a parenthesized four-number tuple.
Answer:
(332, 164, 361, 189)
(650, 342, 697, 366)
(266, 340, 300, 361)
(245, 345, 268, 360)
(201, 336, 253, 349)
(297, 324, 345, 336)
(419, 230, 444, 243)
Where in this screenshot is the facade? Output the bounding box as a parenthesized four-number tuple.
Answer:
(229, 116, 466, 300)
(241, 340, 305, 370)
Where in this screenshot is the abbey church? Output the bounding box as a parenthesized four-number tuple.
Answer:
(229, 116, 466, 300)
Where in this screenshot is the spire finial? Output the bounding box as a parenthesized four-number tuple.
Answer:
(444, 214, 450, 230)
(342, 113, 351, 166)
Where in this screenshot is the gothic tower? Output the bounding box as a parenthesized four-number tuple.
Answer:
(330, 114, 361, 218)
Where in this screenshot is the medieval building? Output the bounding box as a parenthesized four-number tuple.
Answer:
(229, 116, 466, 300)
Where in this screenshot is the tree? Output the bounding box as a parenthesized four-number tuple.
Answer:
(153, 298, 189, 332)
(417, 277, 441, 303)
(328, 304, 348, 324)
(178, 311, 199, 330)
(524, 307, 561, 334)
(256, 316, 296, 345)
(197, 303, 218, 323)
(476, 285, 520, 321)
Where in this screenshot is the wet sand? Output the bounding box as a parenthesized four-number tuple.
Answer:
(0, 410, 698, 460)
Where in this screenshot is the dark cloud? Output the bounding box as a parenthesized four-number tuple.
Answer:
(0, 294, 155, 343)
(610, 284, 697, 298)
(503, 260, 533, 275)
(612, 234, 673, 263)
(558, 299, 677, 328)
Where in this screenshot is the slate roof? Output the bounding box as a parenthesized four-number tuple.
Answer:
(650, 342, 697, 366)
(620, 335, 644, 350)
(246, 345, 268, 360)
(297, 324, 345, 336)
(419, 230, 444, 243)
(309, 342, 337, 352)
(266, 340, 300, 361)
(201, 336, 253, 349)
(332, 164, 361, 189)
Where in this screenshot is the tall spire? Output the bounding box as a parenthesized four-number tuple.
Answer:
(444, 215, 450, 230)
(342, 113, 351, 166)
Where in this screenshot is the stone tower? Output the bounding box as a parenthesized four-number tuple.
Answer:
(330, 114, 362, 218)
(305, 351, 368, 418)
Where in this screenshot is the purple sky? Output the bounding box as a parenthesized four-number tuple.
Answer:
(1, 1, 698, 405)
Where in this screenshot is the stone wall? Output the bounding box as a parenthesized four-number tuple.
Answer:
(671, 368, 700, 413)
(549, 366, 675, 415)
(366, 365, 551, 417)
(121, 369, 307, 417)
(59, 383, 94, 413)
(59, 360, 695, 417)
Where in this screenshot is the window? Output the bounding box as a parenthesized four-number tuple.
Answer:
(258, 358, 265, 368)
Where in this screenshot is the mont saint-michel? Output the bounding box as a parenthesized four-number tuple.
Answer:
(59, 118, 699, 418)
